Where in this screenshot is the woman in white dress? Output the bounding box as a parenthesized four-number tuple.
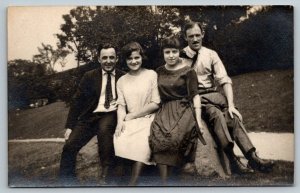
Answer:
(114, 42, 160, 186)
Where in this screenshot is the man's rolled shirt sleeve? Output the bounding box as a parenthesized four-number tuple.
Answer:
(211, 51, 232, 86)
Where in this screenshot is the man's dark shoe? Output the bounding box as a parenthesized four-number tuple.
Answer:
(59, 176, 80, 187)
(230, 156, 254, 175)
(97, 166, 109, 185)
(97, 175, 108, 186)
(247, 152, 275, 173)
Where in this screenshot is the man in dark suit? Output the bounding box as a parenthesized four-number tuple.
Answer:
(59, 43, 125, 185)
(181, 21, 274, 174)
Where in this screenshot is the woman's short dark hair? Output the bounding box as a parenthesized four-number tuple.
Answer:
(161, 36, 181, 50)
(121, 42, 146, 60)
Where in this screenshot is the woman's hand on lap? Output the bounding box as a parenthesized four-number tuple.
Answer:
(114, 122, 125, 137)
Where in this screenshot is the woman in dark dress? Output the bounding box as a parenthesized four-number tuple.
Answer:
(149, 36, 204, 185)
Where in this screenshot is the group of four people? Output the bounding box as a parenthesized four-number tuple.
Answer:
(59, 21, 274, 186)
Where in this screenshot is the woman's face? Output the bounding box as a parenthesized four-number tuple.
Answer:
(126, 51, 143, 72)
(163, 48, 180, 66)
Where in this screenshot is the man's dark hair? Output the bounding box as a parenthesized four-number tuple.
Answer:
(97, 43, 116, 56)
(183, 21, 204, 36)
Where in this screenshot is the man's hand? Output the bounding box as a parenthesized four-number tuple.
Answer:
(228, 106, 243, 122)
(114, 122, 125, 137)
(64, 128, 72, 140)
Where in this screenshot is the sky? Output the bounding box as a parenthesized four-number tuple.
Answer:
(8, 6, 77, 72)
(4, 5, 286, 72)
(8, 5, 257, 73)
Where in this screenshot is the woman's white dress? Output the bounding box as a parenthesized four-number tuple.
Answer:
(113, 69, 160, 165)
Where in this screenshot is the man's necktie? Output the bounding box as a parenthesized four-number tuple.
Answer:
(104, 72, 112, 109)
(180, 50, 199, 68)
(191, 51, 199, 68)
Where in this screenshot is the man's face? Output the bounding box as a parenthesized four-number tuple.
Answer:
(185, 25, 204, 51)
(98, 48, 118, 72)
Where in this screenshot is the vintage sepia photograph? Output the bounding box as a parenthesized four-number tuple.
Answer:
(7, 5, 294, 187)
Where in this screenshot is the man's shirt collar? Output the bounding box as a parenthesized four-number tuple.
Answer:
(102, 69, 116, 76)
(184, 46, 202, 58)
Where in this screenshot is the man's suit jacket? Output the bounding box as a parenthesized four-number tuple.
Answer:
(65, 65, 124, 129)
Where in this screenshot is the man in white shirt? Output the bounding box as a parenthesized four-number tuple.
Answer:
(59, 43, 125, 185)
(181, 21, 274, 174)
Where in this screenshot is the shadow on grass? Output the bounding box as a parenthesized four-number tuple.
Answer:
(8, 138, 294, 187)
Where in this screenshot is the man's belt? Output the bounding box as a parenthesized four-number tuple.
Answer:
(198, 87, 218, 95)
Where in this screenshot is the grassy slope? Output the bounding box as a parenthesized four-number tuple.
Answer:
(8, 102, 68, 139)
(232, 69, 293, 133)
(8, 68, 293, 139)
(8, 69, 294, 186)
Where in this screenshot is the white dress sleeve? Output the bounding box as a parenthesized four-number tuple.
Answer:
(116, 77, 126, 106)
(150, 70, 161, 104)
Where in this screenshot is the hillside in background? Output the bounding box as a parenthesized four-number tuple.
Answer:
(232, 69, 293, 133)
(8, 68, 293, 140)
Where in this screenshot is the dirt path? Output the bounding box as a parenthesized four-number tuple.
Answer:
(8, 132, 294, 161)
(233, 132, 294, 161)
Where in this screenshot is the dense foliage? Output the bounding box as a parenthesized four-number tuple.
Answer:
(8, 6, 293, 109)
